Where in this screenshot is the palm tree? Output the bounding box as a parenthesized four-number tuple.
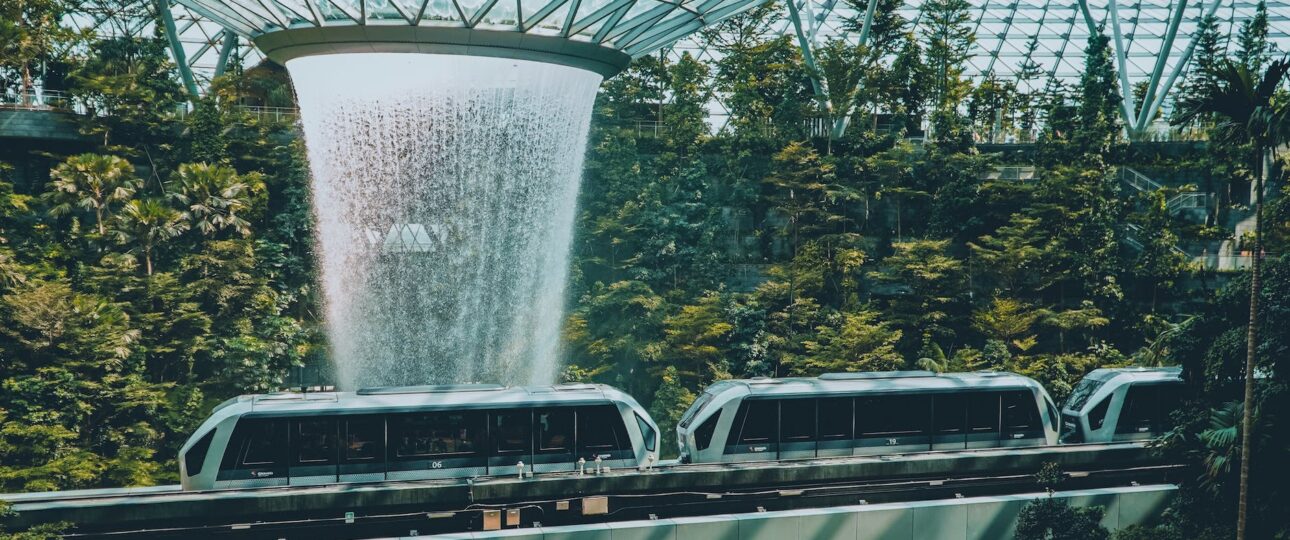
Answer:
(168, 163, 256, 237)
(111, 199, 187, 276)
(1174, 56, 1290, 540)
(47, 154, 140, 237)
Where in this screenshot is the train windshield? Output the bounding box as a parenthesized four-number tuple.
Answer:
(678, 392, 715, 429)
(1065, 376, 1108, 411)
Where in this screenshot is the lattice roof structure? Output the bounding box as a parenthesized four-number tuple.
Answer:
(60, 0, 1290, 137)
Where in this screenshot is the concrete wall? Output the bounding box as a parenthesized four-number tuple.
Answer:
(429, 485, 1175, 540)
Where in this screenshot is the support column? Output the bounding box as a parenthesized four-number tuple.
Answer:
(156, 0, 201, 100)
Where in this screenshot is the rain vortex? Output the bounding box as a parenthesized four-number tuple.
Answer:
(288, 54, 601, 389)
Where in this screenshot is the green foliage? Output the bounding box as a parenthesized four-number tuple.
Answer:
(647, 366, 696, 458)
(0, 48, 319, 495)
(1015, 497, 1109, 540)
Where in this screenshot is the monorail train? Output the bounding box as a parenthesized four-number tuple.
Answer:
(1059, 367, 1183, 444)
(178, 383, 659, 490)
(674, 371, 1061, 463)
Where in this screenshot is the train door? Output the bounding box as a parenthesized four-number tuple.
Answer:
(339, 415, 386, 483)
(856, 394, 931, 455)
(1113, 383, 1178, 441)
(215, 417, 289, 489)
(932, 394, 968, 451)
(1000, 391, 1046, 447)
(965, 392, 1003, 449)
(816, 397, 854, 458)
(387, 411, 488, 480)
(576, 405, 634, 470)
(779, 399, 818, 459)
(289, 417, 338, 485)
(488, 408, 532, 475)
(533, 407, 576, 473)
(722, 399, 778, 462)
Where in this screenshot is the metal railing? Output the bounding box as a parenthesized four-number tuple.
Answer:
(1118, 167, 1210, 214)
(0, 89, 76, 112)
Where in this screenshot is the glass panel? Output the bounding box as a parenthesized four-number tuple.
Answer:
(184, 430, 216, 476)
(635, 413, 656, 452)
(478, 0, 519, 25)
(391, 411, 485, 458)
(344, 417, 383, 462)
(695, 414, 719, 451)
(455, 0, 490, 20)
(1116, 385, 1156, 434)
(238, 419, 287, 467)
(366, 0, 409, 20)
(1003, 391, 1041, 432)
(420, 0, 458, 20)
(779, 399, 815, 442)
(966, 393, 1001, 433)
(532, 0, 573, 33)
(1158, 384, 1183, 430)
(737, 400, 777, 444)
(858, 395, 930, 437)
(536, 408, 575, 453)
(294, 418, 337, 465)
(679, 392, 713, 428)
(1066, 376, 1107, 411)
(494, 409, 531, 454)
(934, 394, 967, 434)
(818, 397, 853, 440)
(577, 405, 627, 452)
(1088, 396, 1111, 430)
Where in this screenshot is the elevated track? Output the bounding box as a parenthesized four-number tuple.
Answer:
(2, 443, 1182, 538)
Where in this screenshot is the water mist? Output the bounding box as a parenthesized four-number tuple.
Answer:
(288, 53, 601, 389)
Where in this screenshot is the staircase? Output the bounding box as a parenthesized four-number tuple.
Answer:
(1117, 167, 1209, 216)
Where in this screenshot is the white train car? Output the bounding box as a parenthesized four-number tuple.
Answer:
(676, 371, 1060, 464)
(178, 383, 659, 490)
(1059, 367, 1183, 444)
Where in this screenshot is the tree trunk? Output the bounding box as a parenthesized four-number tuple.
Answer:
(1236, 147, 1263, 540)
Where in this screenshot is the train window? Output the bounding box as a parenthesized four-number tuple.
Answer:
(293, 418, 337, 465)
(493, 410, 531, 455)
(1087, 397, 1110, 430)
(1066, 376, 1107, 411)
(230, 418, 287, 469)
(679, 393, 714, 429)
(536, 408, 575, 453)
(184, 430, 215, 476)
(1158, 384, 1183, 430)
(780, 399, 816, 442)
(391, 411, 485, 458)
(577, 405, 630, 453)
(694, 413, 719, 451)
(1116, 385, 1157, 434)
(736, 400, 777, 444)
(1002, 391, 1041, 432)
(817, 397, 853, 440)
(966, 393, 1001, 433)
(858, 395, 930, 437)
(934, 394, 967, 434)
(342, 417, 383, 462)
(635, 413, 656, 452)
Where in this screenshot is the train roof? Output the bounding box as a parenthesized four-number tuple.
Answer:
(705, 371, 1045, 398)
(211, 383, 632, 417)
(1081, 366, 1182, 385)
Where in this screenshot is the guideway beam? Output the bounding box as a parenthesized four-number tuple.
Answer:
(3, 443, 1174, 536)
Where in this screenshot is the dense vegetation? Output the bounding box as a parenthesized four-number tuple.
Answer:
(3, 0, 1290, 538)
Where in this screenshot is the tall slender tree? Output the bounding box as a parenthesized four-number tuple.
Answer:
(1174, 57, 1290, 540)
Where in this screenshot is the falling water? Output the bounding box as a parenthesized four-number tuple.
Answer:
(288, 54, 601, 389)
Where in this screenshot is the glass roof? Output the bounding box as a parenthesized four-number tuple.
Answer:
(671, 0, 1290, 93)
(170, 0, 767, 58)
(60, 0, 1290, 106)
